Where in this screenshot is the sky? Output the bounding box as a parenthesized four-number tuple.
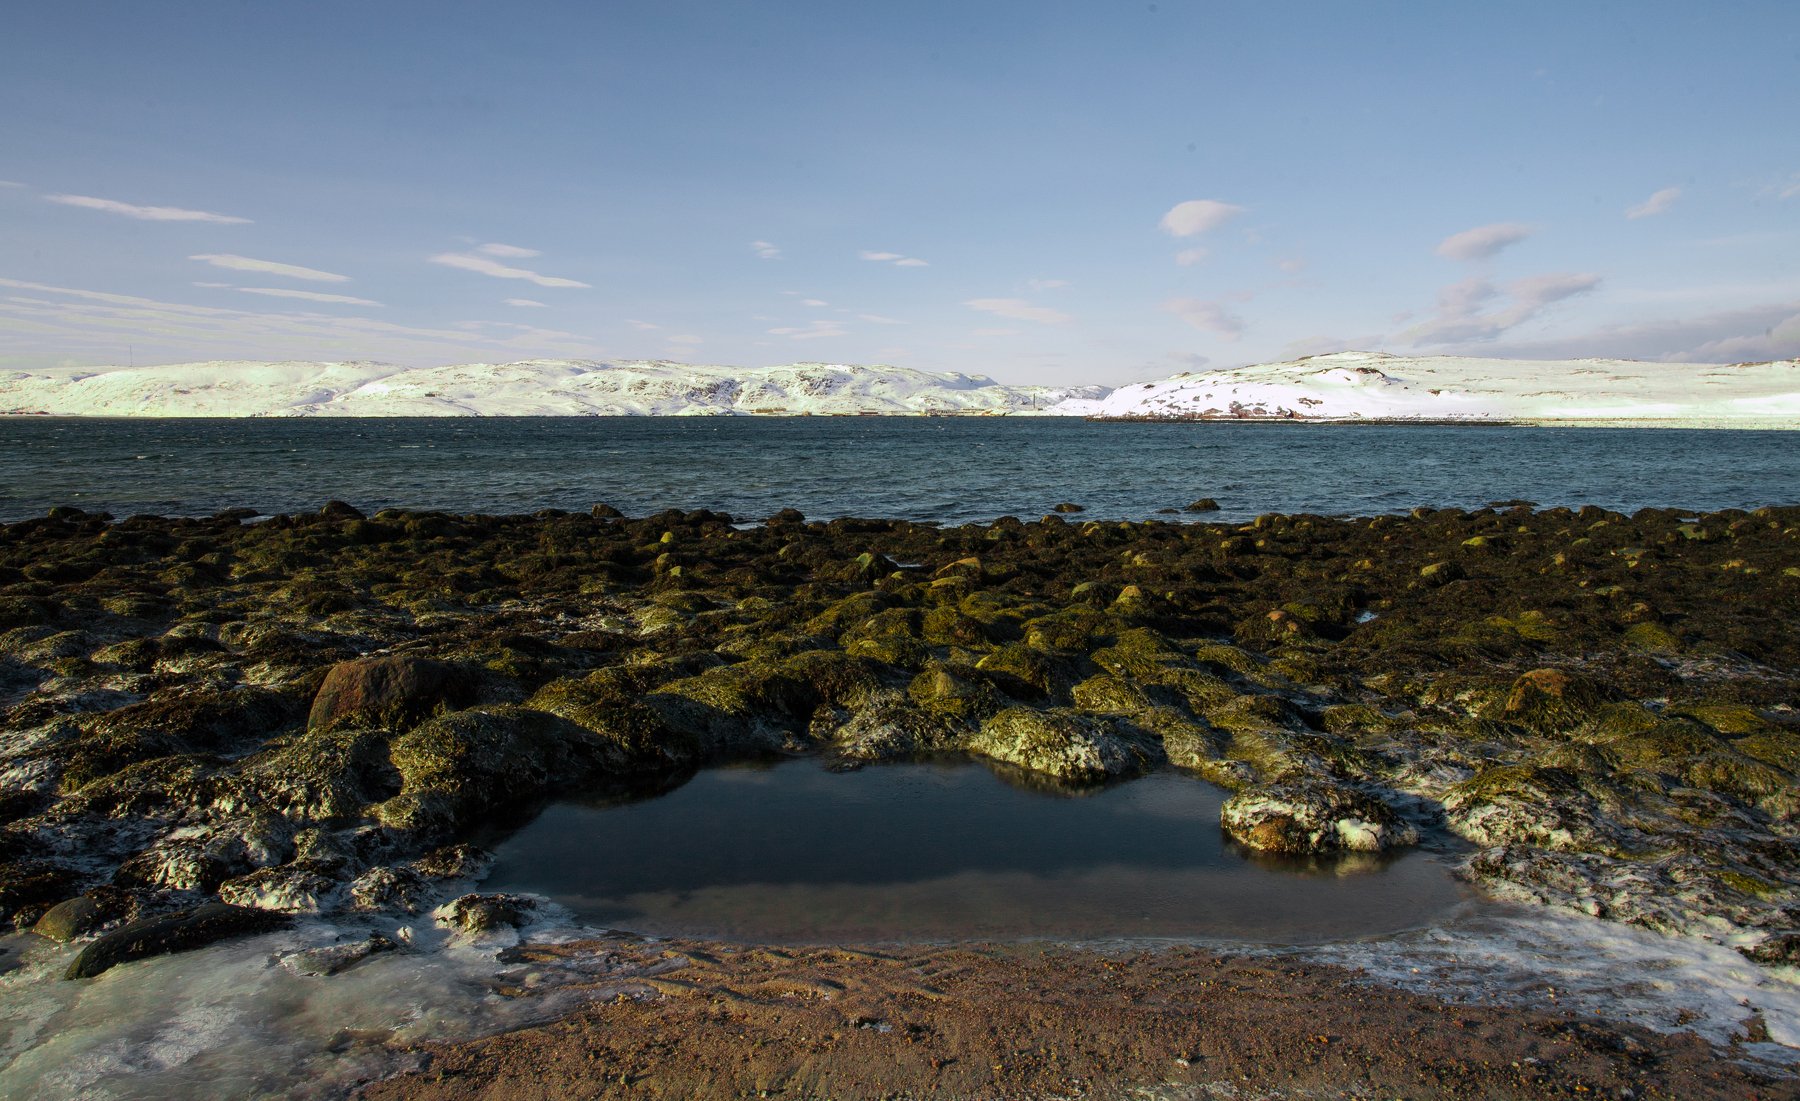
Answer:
(2, 1, 1797, 386)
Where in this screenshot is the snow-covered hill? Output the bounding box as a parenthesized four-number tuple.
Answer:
(0, 360, 1105, 418)
(1051, 352, 1800, 424)
(1, 352, 1794, 423)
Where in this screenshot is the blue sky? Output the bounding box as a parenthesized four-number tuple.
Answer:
(3, 1, 1796, 385)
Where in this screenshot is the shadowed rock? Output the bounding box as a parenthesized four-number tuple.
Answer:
(64, 902, 290, 979)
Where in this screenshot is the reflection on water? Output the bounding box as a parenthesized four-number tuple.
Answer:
(481, 759, 1472, 943)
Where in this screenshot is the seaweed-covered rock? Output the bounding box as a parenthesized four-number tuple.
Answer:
(967, 707, 1150, 784)
(1493, 669, 1616, 735)
(1221, 781, 1418, 855)
(434, 892, 537, 935)
(377, 706, 606, 841)
(64, 902, 290, 979)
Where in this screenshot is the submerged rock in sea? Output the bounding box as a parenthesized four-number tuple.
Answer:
(1221, 780, 1419, 855)
(64, 902, 290, 979)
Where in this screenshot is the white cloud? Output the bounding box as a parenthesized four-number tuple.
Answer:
(767, 320, 848, 340)
(477, 242, 541, 259)
(191, 281, 231, 289)
(860, 249, 929, 267)
(1773, 173, 1800, 201)
(1401, 271, 1600, 344)
(1276, 257, 1307, 274)
(858, 313, 902, 324)
(1435, 222, 1533, 261)
(1175, 247, 1208, 267)
(751, 240, 782, 260)
(1158, 199, 1244, 238)
(964, 298, 1071, 325)
(626, 319, 660, 330)
(429, 251, 589, 288)
(1026, 279, 1069, 291)
(238, 288, 383, 307)
(0, 180, 25, 189)
(505, 298, 548, 308)
(802, 298, 829, 307)
(190, 253, 349, 283)
(45, 193, 252, 224)
(1626, 187, 1682, 220)
(1162, 298, 1244, 339)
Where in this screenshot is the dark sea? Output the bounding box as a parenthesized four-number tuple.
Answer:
(0, 417, 1794, 523)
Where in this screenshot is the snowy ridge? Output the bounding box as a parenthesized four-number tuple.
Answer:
(1054, 351, 1800, 423)
(0, 360, 1105, 418)
(0, 352, 1795, 423)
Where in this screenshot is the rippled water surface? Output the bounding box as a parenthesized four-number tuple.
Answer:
(1, 417, 1795, 522)
(481, 760, 1471, 943)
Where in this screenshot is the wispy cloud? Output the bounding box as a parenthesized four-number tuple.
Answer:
(0, 180, 25, 189)
(1026, 278, 1069, 291)
(430, 251, 589, 288)
(190, 253, 349, 283)
(751, 240, 782, 260)
(802, 298, 829, 307)
(1626, 187, 1682, 220)
(1162, 298, 1244, 339)
(964, 298, 1070, 325)
(858, 313, 902, 324)
(1401, 271, 1600, 344)
(1435, 222, 1533, 261)
(626, 319, 659, 330)
(1468, 299, 1800, 363)
(477, 242, 541, 258)
(860, 249, 929, 267)
(768, 320, 848, 340)
(238, 288, 383, 307)
(191, 281, 231, 289)
(45, 193, 251, 224)
(0, 277, 604, 368)
(505, 298, 547, 308)
(1158, 199, 1243, 238)
(1175, 247, 1208, 267)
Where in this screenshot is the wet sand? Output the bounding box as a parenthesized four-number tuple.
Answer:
(356, 936, 1796, 1101)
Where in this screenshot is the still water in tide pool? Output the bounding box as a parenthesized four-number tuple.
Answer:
(480, 759, 1472, 943)
(1, 417, 1795, 522)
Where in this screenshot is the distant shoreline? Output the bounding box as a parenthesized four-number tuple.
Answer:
(3, 410, 1797, 428)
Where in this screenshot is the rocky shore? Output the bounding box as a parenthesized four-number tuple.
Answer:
(2, 500, 1797, 1091)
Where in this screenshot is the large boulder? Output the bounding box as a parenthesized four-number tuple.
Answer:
(307, 655, 469, 733)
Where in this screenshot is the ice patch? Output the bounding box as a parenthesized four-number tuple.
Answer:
(1305, 903, 1800, 1067)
